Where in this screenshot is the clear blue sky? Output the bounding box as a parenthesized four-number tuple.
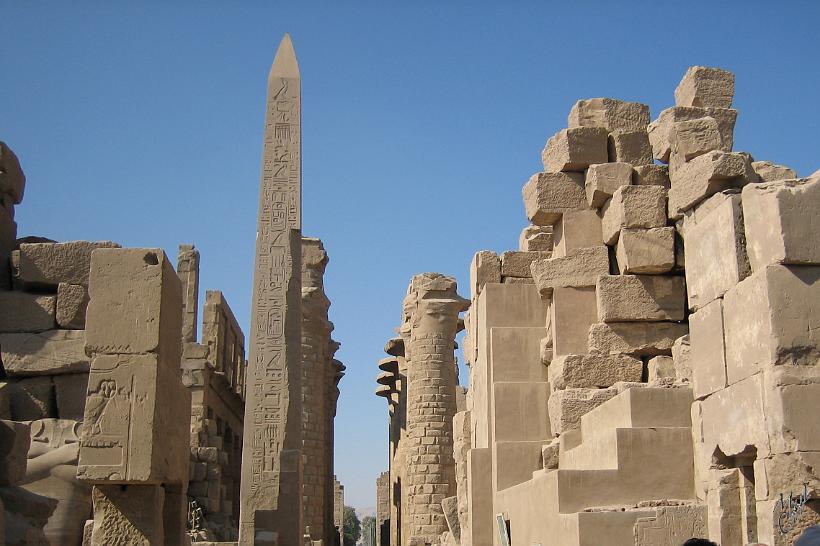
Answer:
(3, 1, 818, 511)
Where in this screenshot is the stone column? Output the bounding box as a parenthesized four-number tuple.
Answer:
(176, 243, 200, 343)
(77, 248, 191, 546)
(403, 273, 468, 545)
(326, 353, 344, 543)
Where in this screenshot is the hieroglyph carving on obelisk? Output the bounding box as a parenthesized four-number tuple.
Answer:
(239, 33, 303, 546)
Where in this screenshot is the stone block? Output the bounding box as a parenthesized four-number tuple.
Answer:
(584, 162, 632, 208)
(542, 438, 560, 469)
(596, 274, 686, 322)
(550, 286, 598, 356)
(0, 142, 25, 204)
(567, 98, 650, 132)
(689, 299, 727, 400)
(723, 264, 820, 384)
(489, 327, 548, 383)
(0, 329, 89, 376)
(672, 334, 692, 382)
(547, 387, 617, 434)
(522, 171, 587, 226)
(541, 127, 609, 172)
(648, 106, 737, 163)
(751, 160, 797, 182)
(492, 382, 550, 442)
(548, 353, 642, 389)
(700, 373, 769, 459)
(85, 248, 182, 358)
(13, 241, 120, 289)
(90, 484, 164, 545)
(56, 283, 89, 329)
(0, 204, 14, 290)
(77, 353, 191, 483)
(0, 292, 56, 333)
(742, 177, 820, 271)
(668, 150, 757, 219)
(492, 441, 545, 492)
(470, 250, 500, 299)
(530, 246, 609, 298)
(647, 355, 675, 382)
(674, 66, 735, 108)
(518, 225, 553, 251)
(587, 321, 688, 357)
(54, 372, 89, 420)
(0, 420, 30, 485)
(615, 227, 675, 274)
(608, 130, 653, 166)
(632, 164, 670, 189)
(0, 383, 9, 419)
(635, 505, 708, 546)
(552, 209, 603, 257)
(601, 185, 667, 245)
(10, 376, 54, 420)
(671, 117, 722, 161)
(762, 372, 820, 455)
(500, 251, 550, 279)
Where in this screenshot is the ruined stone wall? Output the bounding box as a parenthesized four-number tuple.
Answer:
(376, 471, 390, 545)
(334, 477, 345, 546)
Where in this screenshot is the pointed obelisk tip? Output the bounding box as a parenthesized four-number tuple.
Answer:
(270, 33, 299, 78)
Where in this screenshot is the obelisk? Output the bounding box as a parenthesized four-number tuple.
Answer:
(239, 33, 303, 546)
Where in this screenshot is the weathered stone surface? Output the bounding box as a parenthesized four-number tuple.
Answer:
(671, 117, 722, 161)
(601, 185, 667, 245)
(13, 241, 120, 289)
(548, 353, 642, 389)
(634, 505, 708, 546)
(567, 98, 650, 132)
(500, 251, 550, 279)
(53, 372, 89, 421)
(672, 334, 692, 382)
(585, 162, 632, 208)
(518, 225, 553, 252)
(470, 250, 501, 298)
(0, 141, 25, 204)
(0, 201, 15, 290)
(760, 369, 820, 456)
(684, 193, 749, 310)
(56, 283, 89, 329)
(632, 164, 670, 189)
(648, 106, 737, 163)
(741, 177, 820, 271)
(608, 130, 653, 166)
(0, 420, 30, 485)
(674, 66, 735, 109)
(699, 373, 769, 459)
(647, 355, 675, 381)
(89, 484, 164, 545)
(597, 274, 686, 322)
(541, 127, 609, 172)
(530, 246, 609, 298)
(0, 329, 89, 376)
(0, 292, 55, 333)
(547, 387, 617, 434)
(552, 210, 603, 257)
(668, 150, 757, 219)
(541, 438, 560, 470)
(522, 171, 587, 226)
(615, 227, 675, 274)
(689, 299, 727, 400)
(723, 264, 820, 384)
(176, 244, 200, 344)
(751, 160, 796, 182)
(587, 321, 688, 357)
(85, 248, 182, 357)
(550, 286, 598, 357)
(10, 376, 54, 420)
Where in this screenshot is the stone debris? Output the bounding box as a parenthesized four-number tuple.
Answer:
(585, 162, 633, 208)
(518, 224, 553, 251)
(541, 127, 609, 172)
(674, 66, 735, 109)
(522, 171, 587, 226)
(568, 98, 650, 132)
(601, 185, 667, 245)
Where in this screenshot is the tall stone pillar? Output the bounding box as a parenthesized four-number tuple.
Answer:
(176, 243, 200, 343)
(239, 33, 304, 546)
(403, 273, 468, 545)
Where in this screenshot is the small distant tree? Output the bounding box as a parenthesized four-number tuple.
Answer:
(360, 516, 376, 546)
(343, 505, 361, 546)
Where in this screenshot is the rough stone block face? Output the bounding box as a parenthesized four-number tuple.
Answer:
(90, 484, 164, 545)
(567, 98, 650, 132)
(552, 209, 603, 257)
(587, 321, 688, 357)
(548, 353, 642, 389)
(85, 248, 182, 358)
(500, 251, 550, 279)
(672, 334, 692, 382)
(723, 264, 820, 384)
(585, 162, 632, 208)
(547, 387, 617, 434)
(648, 106, 737, 163)
(0, 329, 89, 376)
(615, 227, 675, 274)
(0, 292, 55, 333)
(0, 203, 15, 290)
(10, 376, 54, 420)
(56, 283, 89, 329)
(647, 355, 676, 381)
(671, 117, 722, 161)
(0, 420, 30, 485)
(550, 286, 598, 356)
(601, 185, 668, 245)
(684, 193, 750, 310)
(541, 127, 609, 172)
(54, 372, 89, 420)
(632, 164, 671, 189)
(751, 160, 797, 182)
(608, 130, 653, 166)
(597, 274, 686, 322)
(763, 371, 820, 455)
(635, 505, 708, 546)
(0, 142, 25, 204)
(700, 374, 769, 459)
(689, 299, 727, 400)
(518, 225, 553, 251)
(530, 246, 610, 298)
(668, 150, 757, 219)
(522, 171, 587, 226)
(14, 241, 119, 289)
(674, 66, 735, 109)
(741, 177, 820, 272)
(470, 250, 500, 299)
